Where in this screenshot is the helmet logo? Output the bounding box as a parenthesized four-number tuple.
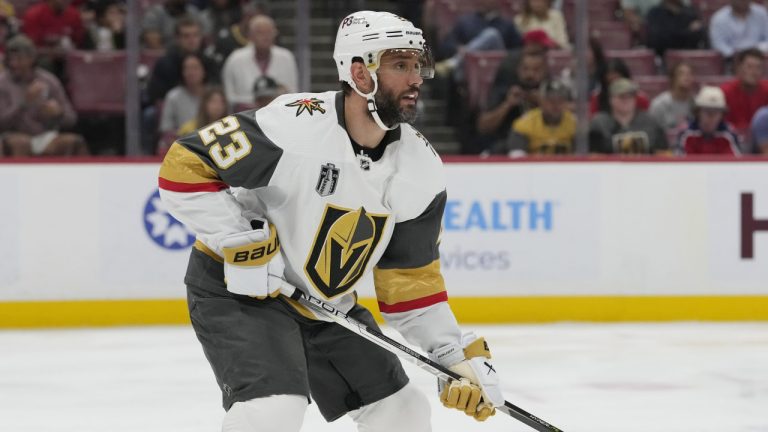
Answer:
(341, 16, 369, 28)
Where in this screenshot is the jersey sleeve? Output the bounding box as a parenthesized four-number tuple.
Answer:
(373, 190, 462, 354)
(158, 110, 284, 253)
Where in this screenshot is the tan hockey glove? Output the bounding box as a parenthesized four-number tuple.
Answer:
(220, 218, 286, 299)
(431, 333, 504, 421)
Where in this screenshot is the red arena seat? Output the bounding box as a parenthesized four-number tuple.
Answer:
(607, 49, 658, 76)
(590, 21, 632, 50)
(665, 50, 724, 75)
(464, 50, 508, 109)
(697, 75, 733, 88)
(66, 51, 127, 114)
(634, 75, 671, 100)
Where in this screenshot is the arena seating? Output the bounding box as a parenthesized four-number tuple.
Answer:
(464, 50, 507, 109)
(66, 50, 164, 114)
(664, 49, 724, 75)
(66, 51, 127, 114)
(634, 75, 670, 100)
(589, 21, 632, 50)
(607, 49, 658, 75)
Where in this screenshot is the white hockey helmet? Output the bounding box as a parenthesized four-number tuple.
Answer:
(333, 11, 434, 130)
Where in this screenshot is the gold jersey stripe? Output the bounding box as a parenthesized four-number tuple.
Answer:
(373, 260, 446, 306)
(159, 142, 221, 184)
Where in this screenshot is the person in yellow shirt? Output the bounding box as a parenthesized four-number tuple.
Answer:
(503, 79, 576, 156)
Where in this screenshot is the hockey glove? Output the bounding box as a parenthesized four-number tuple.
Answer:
(220, 218, 286, 299)
(430, 333, 504, 421)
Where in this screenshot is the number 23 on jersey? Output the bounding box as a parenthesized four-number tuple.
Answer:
(198, 116, 253, 169)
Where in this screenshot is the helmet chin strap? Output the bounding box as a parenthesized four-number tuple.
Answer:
(350, 72, 399, 131)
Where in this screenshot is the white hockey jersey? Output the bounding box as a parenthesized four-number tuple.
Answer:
(159, 91, 461, 353)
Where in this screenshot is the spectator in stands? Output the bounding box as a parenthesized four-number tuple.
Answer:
(750, 105, 768, 153)
(482, 31, 554, 99)
(649, 62, 695, 133)
(434, 0, 522, 81)
(142, 0, 203, 50)
(176, 85, 228, 137)
(500, 79, 576, 156)
(222, 14, 297, 106)
(159, 53, 210, 143)
(720, 48, 768, 133)
(206, 0, 266, 70)
(0, 3, 16, 67)
(621, 0, 661, 43)
(589, 78, 669, 154)
(486, 31, 557, 115)
(679, 86, 741, 155)
(559, 37, 607, 95)
(477, 50, 549, 150)
(0, 35, 87, 156)
(0, 0, 14, 23)
(144, 16, 216, 154)
(709, 0, 768, 60)
(514, 0, 570, 49)
(147, 17, 216, 106)
(590, 58, 650, 115)
(645, 0, 704, 56)
(251, 75, 285, 110)
(200, 0, 241, 40)
(21, 0, 84, 78)
(82, 0, 124, 51)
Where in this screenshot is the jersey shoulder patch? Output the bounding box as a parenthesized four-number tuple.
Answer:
(255, 91, 340, 153)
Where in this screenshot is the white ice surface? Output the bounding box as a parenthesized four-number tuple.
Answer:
(1, 323, 767, 432)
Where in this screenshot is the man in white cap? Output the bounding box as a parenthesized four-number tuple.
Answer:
(158, 10, 505, 432)
(678, 86, 741, 155)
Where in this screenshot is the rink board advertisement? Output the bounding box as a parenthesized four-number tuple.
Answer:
(0, 160, 767, 326)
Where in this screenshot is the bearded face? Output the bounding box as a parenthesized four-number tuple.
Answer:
(370, 81, 420, 126)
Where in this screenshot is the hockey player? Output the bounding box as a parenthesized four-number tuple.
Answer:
(158, 11, 505, 432)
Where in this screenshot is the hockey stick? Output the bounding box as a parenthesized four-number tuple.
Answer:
(281, 285, 564, 432)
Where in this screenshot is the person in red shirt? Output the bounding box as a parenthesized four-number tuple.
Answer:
(21, 0, 84, 78)
(22, 0, 84, 49)
(720, 47, 768, 134)
(679, 86, 741, 156)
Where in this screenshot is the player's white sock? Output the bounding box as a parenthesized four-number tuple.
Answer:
(221, 394, 308, 432)
(348, 382, 431, 432)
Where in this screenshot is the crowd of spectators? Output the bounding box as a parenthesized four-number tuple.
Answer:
(427, 0, 768, 157)
(1, 0, 768, 158)
(0, 0, 291, 156)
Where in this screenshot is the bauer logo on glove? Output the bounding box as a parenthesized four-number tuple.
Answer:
(220, 218, 290, 299)
(223, 223, 280, 266)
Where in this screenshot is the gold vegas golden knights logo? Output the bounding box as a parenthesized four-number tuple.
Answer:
(304, 204, 388, 299)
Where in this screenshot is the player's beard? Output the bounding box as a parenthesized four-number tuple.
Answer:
(372, 85, 419, 127)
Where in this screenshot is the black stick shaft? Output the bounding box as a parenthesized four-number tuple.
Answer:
(288, 289, 565, 432)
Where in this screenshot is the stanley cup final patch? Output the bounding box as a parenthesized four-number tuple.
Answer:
(316, 163, 339, 197)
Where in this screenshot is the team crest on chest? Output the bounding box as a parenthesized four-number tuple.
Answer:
(316, 163, 339, 197)
(304, 205, 388, 299)
(285, 98, 326, 116)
